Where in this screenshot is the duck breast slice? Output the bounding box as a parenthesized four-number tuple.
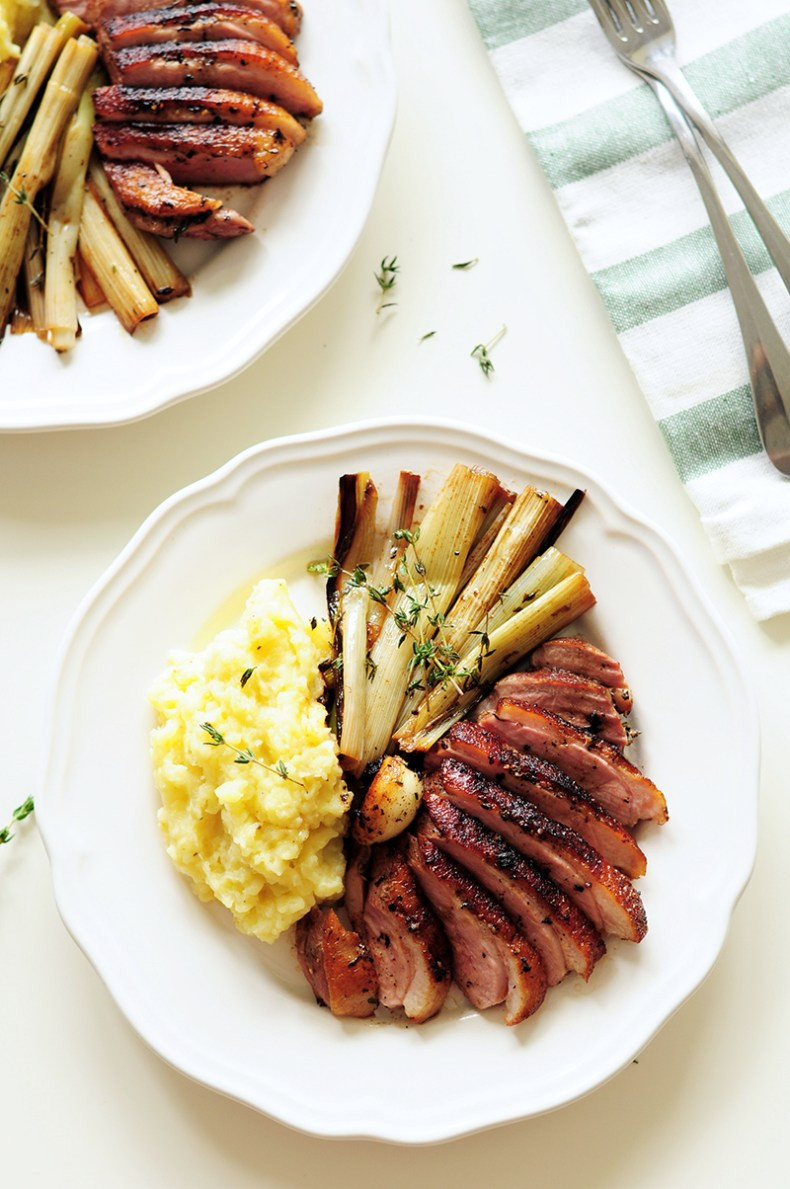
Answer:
(407, 834, 547, 1026)
(435, 758, 648, 943)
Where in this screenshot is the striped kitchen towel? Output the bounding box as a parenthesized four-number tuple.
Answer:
(468, 0, 790, 620)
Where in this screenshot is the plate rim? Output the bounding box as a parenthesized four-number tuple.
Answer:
(37, 416, 760, 1141)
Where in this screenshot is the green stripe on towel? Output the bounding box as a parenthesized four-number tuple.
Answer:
(467, 0, 586, 50)
(530, 16, 790, 190)
(593, 189, 790, 334)
(658, 386, 763, 481)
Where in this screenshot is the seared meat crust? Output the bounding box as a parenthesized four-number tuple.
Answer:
(105, 39, 323, 117)
(474, 668, 628, 749)
(419, 786, 605, 983)
(427, 720, 647, 878)
(362, 840, 452, 1023)
(102, 160, 254, 237)
(481, 701, 668, 826)
(295, 907, 378, 1018)
(94, 120, 296, 184)
(99, 3, 299, 64)
(435, 758, 648, 943)
(531, 637, 633, 714)
(92, 84, 307, 143)
(408, 835, 547, 1026)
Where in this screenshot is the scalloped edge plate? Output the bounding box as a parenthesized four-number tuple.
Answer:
(37, 419, 758, 1141)
(0, 1, 394, 431)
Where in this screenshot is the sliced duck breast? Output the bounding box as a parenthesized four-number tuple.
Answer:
(426, 720, 646, 878)
(102, 160, 254, 238)
(480, 701, 668, 827)
(99, 3, 299, 65)
(363, 840, 452, 1023)
(435, 758, 648, 943)
(77, 0, 303, 38)
(93, 85, 307, 144)
(530, 637, 633, 714)
(474, 668, 628, 749)
(419, 786, 605, 983)
(94, 121, 296, 185)
(295, 906, 378, 1018)
(407, 834, 548, 1026)
(105, 39, 323, 118)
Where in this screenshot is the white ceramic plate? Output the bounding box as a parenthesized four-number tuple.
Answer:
(38, 419, 758, 1142)
(0, 1, 394, 432)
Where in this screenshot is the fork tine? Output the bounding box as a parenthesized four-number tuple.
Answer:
(629, 0, 671, 32)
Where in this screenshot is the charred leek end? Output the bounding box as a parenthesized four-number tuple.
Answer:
(0, 33, 97, 331)
(45, 86, 93, 352)
(87, 156, 191, 303)
(442, 485, 562, 655)
(79, 184, 159, 334)
(331, 474, 378, 763)
(395, 570, 596, 752)
(0, 14, 87, 169)
(358, 465, 502, 771)
(352, 756, 423, 845)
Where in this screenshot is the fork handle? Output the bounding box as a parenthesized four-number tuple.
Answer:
(650, 79, 790, 476)
(637, 58, 790, 296)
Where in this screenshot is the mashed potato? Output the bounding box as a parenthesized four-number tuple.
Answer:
(150, 579, 349, 943)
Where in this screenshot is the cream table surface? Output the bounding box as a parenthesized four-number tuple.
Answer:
(2, 1, 789, 1185)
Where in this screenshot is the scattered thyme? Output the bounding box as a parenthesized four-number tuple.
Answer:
(199, 722, 305, 788)
(0, 797, 35, 845)
(452, 258, 479, 270)
(420, 330, 436, 342)
(471, 324, 507, 377)
(240, 667, 256, 688)
(0, 170, 49, 231)
(374, 254, 399, 313)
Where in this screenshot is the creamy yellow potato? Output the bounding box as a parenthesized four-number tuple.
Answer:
(150, 579, 349, 943)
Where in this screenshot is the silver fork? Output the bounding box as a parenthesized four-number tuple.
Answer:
(588, 0, 790, 476)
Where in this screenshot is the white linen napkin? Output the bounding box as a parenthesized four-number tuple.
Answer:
(467, 0, 790, 620)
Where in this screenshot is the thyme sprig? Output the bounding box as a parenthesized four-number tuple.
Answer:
(200, 723, 305, 789)
(0, 170, 49, 231)
(308, 530, 495, 698)
(471, 324, 507, 377)
(374, 254, 399, 313)
(0, 797, 35, 845)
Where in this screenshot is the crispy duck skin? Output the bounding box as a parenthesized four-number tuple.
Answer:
(99, 4, 299, 65)
(419, 786, 605, 984)
(363, 840, 452, 1023)
(530, 637, 633, 714)
(93, 85, 307, 143)
(94, 121, 295, 185)
(426, 720, 647, 879)
(103, 160, 254, 237)
(480, 701, 668, 827)
(407, 835, 547, 1026)
(56, 0, 304, 38)
(474, 668, 629, 749)
(105, 39, 323, 118)
(435, 758, 648, 943)
(295, 906, 378, 1019)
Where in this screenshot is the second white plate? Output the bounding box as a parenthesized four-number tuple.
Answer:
(0, 0, 395, 431)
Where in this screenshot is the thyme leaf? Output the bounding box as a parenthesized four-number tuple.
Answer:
(0, 796, 35, 845)
(471, 324, 506, 377)
(374, 255, 399, 313)
(452, 258, 479, 270)
(199, 723, 306, 789)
